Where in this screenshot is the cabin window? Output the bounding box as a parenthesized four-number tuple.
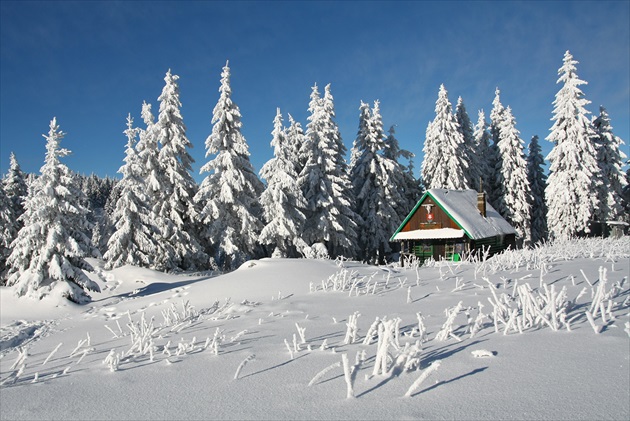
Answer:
(446, 242, 466, 261)
(413, 243, 433, 258)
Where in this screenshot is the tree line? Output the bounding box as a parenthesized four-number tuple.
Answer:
(0, 52, 628, 302)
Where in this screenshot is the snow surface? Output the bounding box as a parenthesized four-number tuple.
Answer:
(426, 189, 517, 239)
(393, 228, 465, 240)
(1, 238, 629, 420)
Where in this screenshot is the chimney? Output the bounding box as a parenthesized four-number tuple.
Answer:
(477, 192, 487, 217)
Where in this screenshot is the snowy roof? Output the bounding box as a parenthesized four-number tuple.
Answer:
(391, 189, 517, 241)
(392, 228, 465, 241)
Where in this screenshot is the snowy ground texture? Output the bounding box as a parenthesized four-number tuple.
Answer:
(1, 237, 629, 421)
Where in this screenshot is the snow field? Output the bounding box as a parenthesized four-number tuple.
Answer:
(0, 237, 629, 420)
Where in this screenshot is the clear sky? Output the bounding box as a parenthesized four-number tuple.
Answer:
(1, 1, 629, 182)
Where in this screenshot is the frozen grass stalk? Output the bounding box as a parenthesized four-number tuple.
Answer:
(308, 361, 341, 387)
(284, 339, 294, 359)
(9, 347, 28, 370)
(404, 360, 441, 397)
(295, 323, 306, 344)
(234, 354, 255, 379)
(436, 302, 463, 341)
(42, 343, 63, 366)
(343, 312, 360, 344)
(585, 311, 601, 334)
(341, 353, 356, 399)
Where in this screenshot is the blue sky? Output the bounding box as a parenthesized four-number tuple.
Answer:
(1, 1, 629, 182)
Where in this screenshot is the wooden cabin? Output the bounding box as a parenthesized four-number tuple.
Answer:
(390, 189, 517, 263)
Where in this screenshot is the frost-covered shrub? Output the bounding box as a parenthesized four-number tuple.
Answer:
(436, 301, 464, 341)
(372, 317, 402, 376)
(303, 243, 330, 260)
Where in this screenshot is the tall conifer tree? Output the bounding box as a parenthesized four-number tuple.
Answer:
(384, 125, 420, 222)
(421, 84, 468, 190)
(473, 110, 492, 194)
(104, 115, 158, 269)
(0, 185, 17, 282)
(154, 70, 206, 271)
(592, 106, 627, 222)
(287, 114, 308, 182)
(494, 106, 532, 246)
(351, 101, 400, 264)
(258, 109, 307, 257)
(195, 62, 264, 269)
(455, 97, 481, 190)
(300, 83, 358, 258)
(546, 51, 601, 239)
(3, 152, 28, 223)
(526, 135, 548, 244)
(489, 88, 506, 207)
(6, 118, 99, 302)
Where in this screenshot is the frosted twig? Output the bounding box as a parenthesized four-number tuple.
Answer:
(42, 343, 63, 366)
(295, 323, 306, 344)
(230, 330, 248, 343)
(319, 339, 328, 351)
(104, 324, 119, 338)
(343, 312, 360, 344)
(341, 353, 357, 399)
(75, 348, 94, 365)
(404, 360, 441, 397)
(234, 354, 255, 380)
(585, 311, 601, 334)
(284, 339, 294, 359)
(8, 347, 28, 372)
(308, 361, 341, 387)
(70, 339, 87, 357)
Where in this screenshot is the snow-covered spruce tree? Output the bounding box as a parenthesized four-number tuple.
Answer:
(488, 88, 506, 208)
(76, 173, 112, 257)
(473, 110, 493, 194)
(352, 100, 402, 264)
(421, 84, 469, 190)
(286, 114, 307, 176)
(384, 125, 421, 222)
(493, 106, 532, 247)
(5, 118, 99, 303)
(137, 101, 162, 199)
(104, 115, 158, 269)
(546, 51, 602, 239)
(91, 176, 117, 253)
(153, 69, 206, 271)
(194, 62, 264, 270)
(258, 109, 308, 258)
(129, 101, 163, 244)
(0, 185, 17, 282)
(349, 101, 372, 180)
(3, 152, 28, 223)
(592, 106, 627, 222)
(299, 83, 359, 259)
(456, 97, 482, 190)
(526, 135, 548, 244)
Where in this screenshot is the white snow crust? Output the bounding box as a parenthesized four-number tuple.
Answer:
(393, 228, 465, 240)
(1, 237, 629, 420)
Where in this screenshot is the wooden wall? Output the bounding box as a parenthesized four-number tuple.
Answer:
(400, 197, 460, 232)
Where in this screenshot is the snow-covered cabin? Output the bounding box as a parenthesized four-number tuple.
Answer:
(390, 189, 517, 263)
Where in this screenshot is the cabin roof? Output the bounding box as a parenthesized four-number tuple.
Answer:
(391, 188, 517, 241)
